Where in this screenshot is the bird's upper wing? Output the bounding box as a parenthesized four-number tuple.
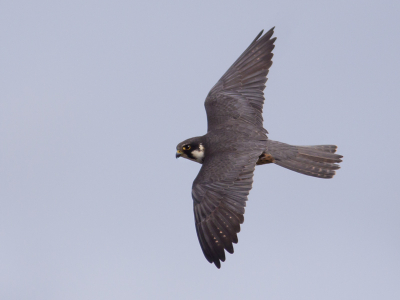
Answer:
(191, 147, 261, 268)
(205, 28, 276, 132)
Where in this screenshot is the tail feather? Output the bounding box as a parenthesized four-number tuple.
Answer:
(297, 149, 342, 163)
(300, 145, 338, 153)
(264, 140, 343, 179)
(293, 155, 341, 170)
(275, 158, 337, 178)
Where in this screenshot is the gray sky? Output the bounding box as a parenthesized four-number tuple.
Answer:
(1, 1, 399, 299)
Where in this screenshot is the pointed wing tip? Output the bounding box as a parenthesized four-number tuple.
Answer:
(267, 26, 276, 37)
(214, 260, 221, 269)
(254, 30, 264, 42)
(255, 26, 276, 43)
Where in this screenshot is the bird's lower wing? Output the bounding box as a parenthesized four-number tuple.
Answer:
(191, 150, 260, 268)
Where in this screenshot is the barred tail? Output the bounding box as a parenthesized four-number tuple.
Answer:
(263, 140, 343, 179)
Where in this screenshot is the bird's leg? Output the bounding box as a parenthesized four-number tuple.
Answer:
(256, 153, 275, 165)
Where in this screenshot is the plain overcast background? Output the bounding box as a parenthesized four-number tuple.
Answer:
(1, 1, 399, 299)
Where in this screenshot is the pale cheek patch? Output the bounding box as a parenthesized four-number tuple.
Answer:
(191, 150, 204, 160)
(191, 143, 205, 163)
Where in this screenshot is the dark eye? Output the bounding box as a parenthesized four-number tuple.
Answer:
(183, 145, 191, 151)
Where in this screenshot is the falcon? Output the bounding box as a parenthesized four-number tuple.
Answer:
(176, 27, 343, 268)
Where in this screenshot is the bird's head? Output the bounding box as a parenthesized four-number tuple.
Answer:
(176, 137, 205, 164)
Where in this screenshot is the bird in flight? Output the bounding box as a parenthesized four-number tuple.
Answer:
(176, 27, 343, 268)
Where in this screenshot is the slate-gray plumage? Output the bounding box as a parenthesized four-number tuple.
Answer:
(176, 27, 343, 268)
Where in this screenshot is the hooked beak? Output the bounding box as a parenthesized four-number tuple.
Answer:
(176, 150, 182, 159)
